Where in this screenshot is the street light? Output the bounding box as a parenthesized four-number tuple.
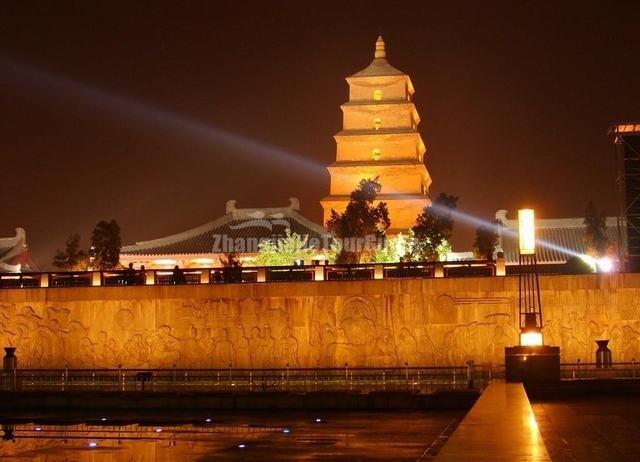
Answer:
(506, 208, 560, 384)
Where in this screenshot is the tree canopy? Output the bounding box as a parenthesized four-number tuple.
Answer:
(52, 233, 87, 270)
(411, 193, 459, 261)
(583, 201, 608, 258)
(472, 219, 501, 260)
(253, 229, 316, 266)
(326, 177, 390, 263)
(90, 220, 122, 270)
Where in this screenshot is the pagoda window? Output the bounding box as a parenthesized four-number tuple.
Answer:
(373, 89, 382, 101)
(374, 118, 381, 130)
(372, 148, 381, 160)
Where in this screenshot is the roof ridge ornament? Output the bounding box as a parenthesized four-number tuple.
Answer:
(374, 35, 386, 59)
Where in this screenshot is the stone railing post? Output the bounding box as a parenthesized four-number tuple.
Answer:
(91, 272, 101, 287)
(495, 257, 506, 276)
(434, 263, 444, 278)
(257, 268, 267, 283)
(314, 265, 324, 281)
(3, 347, 17, 391)
(374, 264, 384, 280)
(145, 271, 155, 285)
(40, 274, 49, 288)
(200, 269, 210, 284)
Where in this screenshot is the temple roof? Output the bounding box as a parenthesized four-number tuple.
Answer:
(348, 36, 406, 78)
(121, 198, 331, 256)
(0, 228, 38, 272)
(496, 210, 620, 265)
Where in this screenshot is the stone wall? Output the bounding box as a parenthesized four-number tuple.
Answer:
(1, 274, 639, 368)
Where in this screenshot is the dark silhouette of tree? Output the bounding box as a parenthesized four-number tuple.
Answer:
(326, 178, 390, 263)
(583, 201, 608, 257)
(52, 233, 87, 270)
(473, 220, 501, 260)
(90, 220, 122, 270)
(411, 193, 459, 261)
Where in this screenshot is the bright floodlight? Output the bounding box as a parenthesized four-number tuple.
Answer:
(518, 209, 536, 255)
(597, 257, 614, 273)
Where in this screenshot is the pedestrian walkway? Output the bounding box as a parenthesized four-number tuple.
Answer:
(434, 382, 551, 461)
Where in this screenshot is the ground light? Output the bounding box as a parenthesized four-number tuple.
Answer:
(282, 427, 292, 434)
(88, 442, 98, 448)
(155, 428, 162, 433)
(237, 443, 246, 449)
(204, 418, 213, 423)
(315, 417, 323, 423)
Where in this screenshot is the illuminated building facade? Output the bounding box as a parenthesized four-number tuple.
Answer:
(321, 36, 431, 231)
(120, 198, 331, 268)
(0, 228, 37, 272)
(495, 210, 620, 266)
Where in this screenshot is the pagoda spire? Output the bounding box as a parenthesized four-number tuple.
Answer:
(374, 35, 386, 59)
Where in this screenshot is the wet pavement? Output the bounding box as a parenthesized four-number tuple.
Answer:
(533, 395, 640, 462)
(0, 410, 462, 461)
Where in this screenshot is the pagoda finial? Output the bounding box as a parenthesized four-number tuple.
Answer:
(374, 35, 386, 59)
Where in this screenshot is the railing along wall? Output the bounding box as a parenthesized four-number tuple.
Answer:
(0, 364, 501, 393)
(0, 259, 503, 289)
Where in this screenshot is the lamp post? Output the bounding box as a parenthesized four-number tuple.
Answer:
(505, 208, 560, 384)
(517, 209, 543, 347)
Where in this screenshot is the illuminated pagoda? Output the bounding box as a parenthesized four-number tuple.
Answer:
(321, 36, 431, 232)
(120, 198, 331, 269)
(0, 228, 38, 272)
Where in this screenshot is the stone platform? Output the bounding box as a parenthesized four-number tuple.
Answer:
(435, 382, 551, 461)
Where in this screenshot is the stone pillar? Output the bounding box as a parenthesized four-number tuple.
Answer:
(496, 257, 506, 276)
(434, 263, 444, 278)
(374, 264, 384, 280)
(200, 269, 210, 284)
(314, 266, 325, 281)
(257, 268, 267, 283)
(40, 273, 49, 288)
(145, 271, 155, 285)
(91, 272, 102, 286)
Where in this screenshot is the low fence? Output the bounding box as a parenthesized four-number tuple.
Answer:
(0, 365, 502, 394)
(0, 260, 501, 289)
(560, 361, 640, 380)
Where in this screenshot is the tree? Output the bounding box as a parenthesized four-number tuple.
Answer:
(253, 229, 315, 266)
(52, 233, 87, 270)
(90, 220, 122, 270)
(220, 253, 242, 267)
(411, 193, 459, 261)
(326, 177, 390, 263)
(583, 201, 608, 257)
(473, 220, 501, 260)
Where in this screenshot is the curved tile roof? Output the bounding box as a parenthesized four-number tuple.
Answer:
(121, 198, 331, 256)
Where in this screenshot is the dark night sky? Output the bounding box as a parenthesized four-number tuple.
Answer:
(1, 1, 639, 269)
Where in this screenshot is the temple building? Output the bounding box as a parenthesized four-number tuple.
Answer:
(495, 210, 620, 266)
(321, 36, 431, 232)
(120, 198, 331, 268)
(0, 228, 38, 272)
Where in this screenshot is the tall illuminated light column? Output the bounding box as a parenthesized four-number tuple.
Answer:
(517, 209, 543, 346)
(505, 209, 561, 384)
